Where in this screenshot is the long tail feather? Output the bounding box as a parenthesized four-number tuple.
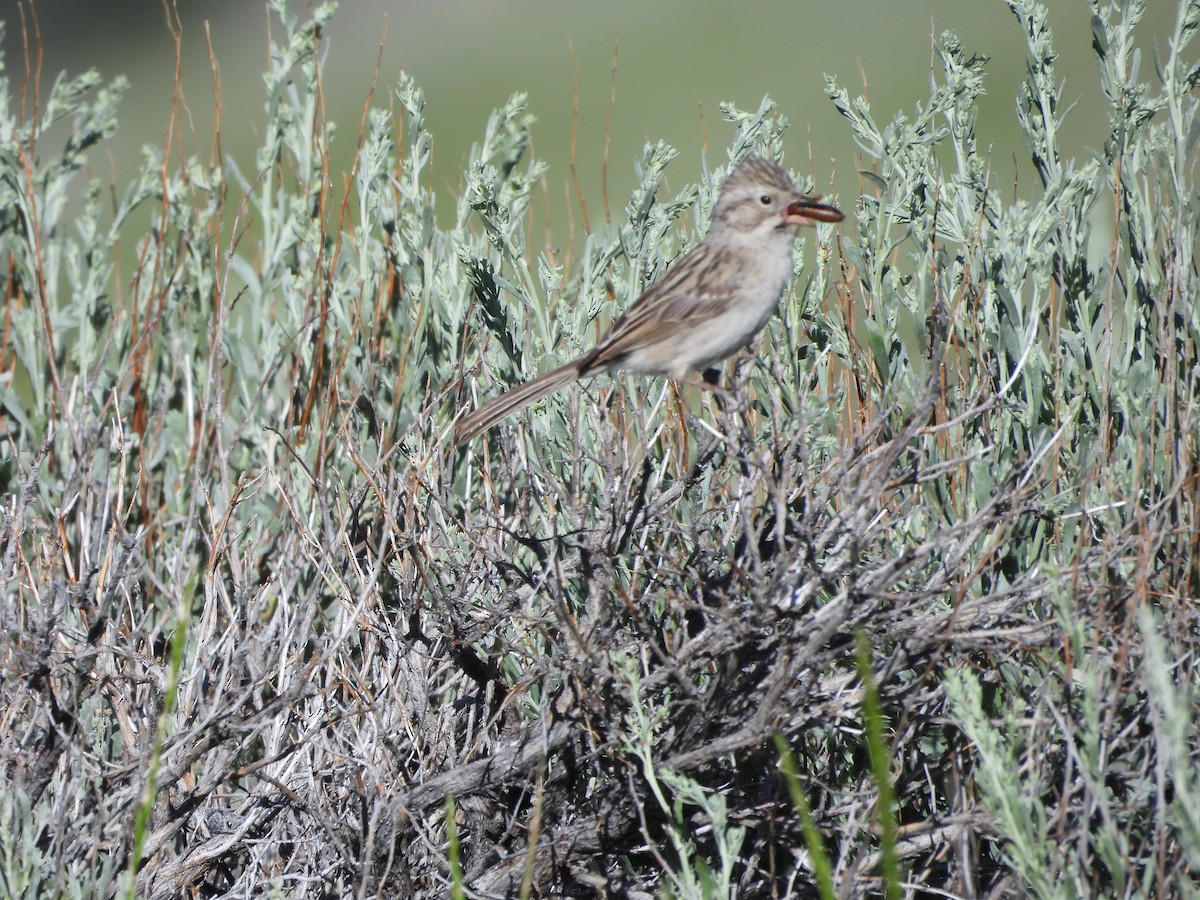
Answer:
(455, 361, 581, 445)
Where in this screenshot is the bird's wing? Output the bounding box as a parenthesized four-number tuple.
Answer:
(581, 244, 746, 373)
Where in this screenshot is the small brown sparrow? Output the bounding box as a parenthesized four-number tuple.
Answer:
(455, 155, 844, 445)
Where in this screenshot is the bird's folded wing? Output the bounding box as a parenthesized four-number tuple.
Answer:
(581, 245, 746, 373)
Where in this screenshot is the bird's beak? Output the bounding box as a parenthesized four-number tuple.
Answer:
(784, 194, 845, 226)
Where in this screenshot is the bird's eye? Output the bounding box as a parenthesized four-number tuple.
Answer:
(759, 195, 773, 205)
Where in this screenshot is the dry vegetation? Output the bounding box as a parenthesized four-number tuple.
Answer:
(2, 1, 1199, 897)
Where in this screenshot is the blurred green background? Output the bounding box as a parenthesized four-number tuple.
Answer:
(1, 1, 1180, 233)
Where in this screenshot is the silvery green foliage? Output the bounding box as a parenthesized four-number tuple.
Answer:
(828, 1, 1200, 895)
(1, 1, 1198, 897)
